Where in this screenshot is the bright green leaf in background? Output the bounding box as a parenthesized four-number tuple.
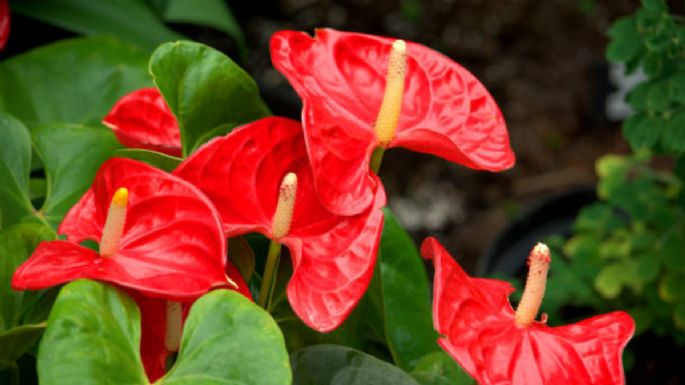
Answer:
(149, 41, 270, 156)
(10, 0, 184, 52)
(0, 37, 151, 128)
(291, 344, 419, 385)
(39, 280, 292, 385)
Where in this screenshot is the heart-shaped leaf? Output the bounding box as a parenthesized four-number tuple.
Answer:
(0, 36, 151, 128)
(38, 280, 291, 385)
(149, 41, 270, 155)
(291, 344, 420, 385)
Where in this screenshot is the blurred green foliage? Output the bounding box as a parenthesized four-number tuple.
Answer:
(549, 0, 685, 344)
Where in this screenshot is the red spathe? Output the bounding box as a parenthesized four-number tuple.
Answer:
(422, 237, 635, 385)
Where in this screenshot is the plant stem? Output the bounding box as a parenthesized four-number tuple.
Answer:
(258, 240, 282, 310)
(370, 147, 386, 174)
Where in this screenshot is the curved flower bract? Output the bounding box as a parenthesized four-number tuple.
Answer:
(12, 158, 230, 300)
(175, 117, 386, 332)
(103, 88, 181, 156)
(421, 237, 635, 385)
(271, 29, 515, 215)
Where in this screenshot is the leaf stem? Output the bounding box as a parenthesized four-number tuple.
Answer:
(371, 147, 386, 174)
(258, 240, 282, 310)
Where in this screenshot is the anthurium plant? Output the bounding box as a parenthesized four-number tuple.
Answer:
(0, 5, 635, 385)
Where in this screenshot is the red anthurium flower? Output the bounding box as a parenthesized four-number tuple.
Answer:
(0, 0, 9, 50)
(175, 116, 386, 332)
(422, 237, 635, 385)
(12, 158, 231, 300)
(136, 263, 251, 382)
(271, 29, 515, 215)
(103, 88, 181, 157)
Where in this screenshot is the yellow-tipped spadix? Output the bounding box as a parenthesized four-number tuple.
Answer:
(515, 243, 551, 327)
(99, 187, 129, 257)
(375, 39, 407, 146)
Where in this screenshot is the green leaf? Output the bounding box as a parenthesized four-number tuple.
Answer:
(114, 148, 181, 172)
(149, 41, 270, 156)
(0, 36, 151, 128)
(377, 209, 438, 370)
(606, 17, 642, 63)
(595, 263, 625, 299)
(39, 281, 292, 385)
(623, 113, 662, 150)
(228, 236, 256, 282)
(0, 114, 34, 229)
(646, 80, 671, 112)
(642, 0, 667, 12)
(0, 223, 55, 365)
(291, 344, 420, 385)
(659, 273, 685, 302)
(663, 110, 685, 154)
(674, 302, 685, 329)
(161, 0, 246, 52)
(412, 351, 475, 385)
(32, 124, 122, 228)
(10, 0, 184, 52)
(38, 280, 149, 385)
(162, 290, 291, 385)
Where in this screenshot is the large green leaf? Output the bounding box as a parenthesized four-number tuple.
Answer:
(32, 124, 122, 228)
(0, 36, 151, 128)
(0, 114, 34, 229)
(10, 0, 184, 52)
(376, 209, 438, 370)
(163, 290, 291, 385)
(291, 344, 420, 385)
(38, 280, 148, 385)
(149, 41, 270, 155)
(38, 280, 291, 385)
(0, 223, 56, 367)
(411, 351, 475, 385)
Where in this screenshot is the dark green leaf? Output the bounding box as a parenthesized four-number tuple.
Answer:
(149, 41, 270, 156)
(0, 324, 46, 367)
(0, 37, 151, 128)
(228, 236, 256, 282)
(113, 148, 181, 172)
(412, 351, 475, 385)
(162, 0, 246, 52)
(163, 290, 291, 385)
(32, 124, 122, 228)
(606, 17, 642, 63)
(377, 209, 438, 370)
(411, 372, 453, 385)
(646, 80, 671, 112)
(37, 280, 148, 385)
(0, 114, 34, 229)
(291, 344, 420, 385)
(10, 0, 184, 52)
(674, 303, 685, 329)
(623, 113, 662, 150)
(659, 273, 685, 302)
(642, 0, 667, 13)
(663, 110, 685, 154)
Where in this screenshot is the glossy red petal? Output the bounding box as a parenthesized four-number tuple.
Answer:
(20, 158, 228, 299)
(271, 29, 515, 214)
(103, 88, 181, 157)
(0, 0, 9, 51)
(422, 237, 635, 385)
(175, 117, 385, 331)
(12, 241, 100, 290)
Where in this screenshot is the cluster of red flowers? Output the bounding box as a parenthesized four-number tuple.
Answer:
(11, 29, 634, 384)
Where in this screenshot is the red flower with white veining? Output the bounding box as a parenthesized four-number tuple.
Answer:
(271, 29, 515, 215)
(12, 158, 230, 299)
(103, 88, 181, 156)
(422, 237, 634, 385)
(175, 117, 385, 332)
